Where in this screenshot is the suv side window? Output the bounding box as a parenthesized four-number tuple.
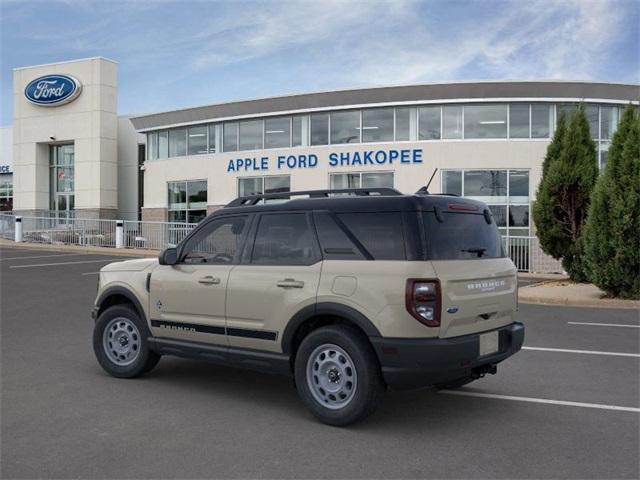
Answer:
(337, 212, 406, 260)
(313, 212, 366, 260)
(181, 215, 248, 264)
(251, 213, 319, 265)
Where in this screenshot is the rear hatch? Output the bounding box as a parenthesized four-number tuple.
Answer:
(423, 205, 517, 339)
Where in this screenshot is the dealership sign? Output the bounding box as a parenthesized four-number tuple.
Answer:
(226, 148, 423, 172)
(24, 74, 82, 106)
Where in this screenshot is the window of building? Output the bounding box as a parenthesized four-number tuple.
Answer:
(168, 128, 187, 157)
(600, 106, 619, 140)
(251, 213, 318, 265)
(147, 132, 158, 160)
(182, 215, 248, 264)
(329, 171, 394, 189)
(158, 131, 168, 159)
(238, 175, 291, 201)
(442, 169, 530, 236)
(310, 113, 329, 145)
(442, 105, 463, 139)
(419, 106, 441, 140)
(509, 104, 529, 138)
(208, 124, 217, 153)
(292, 116, 303, 147)
(442, 170, 462, 196)
(464, 104, 507, 139)
(586, 104, 599, 139)
(362, 108, 394, 143)
(187, 126, 208, 155)
(264, 117, 291, 149)
(239, 120, 263, 150)
(330, 110, 360, 144)
(531, 104, 552, 138)
(337, 212, 405, 260)
(168, 180, 207, 223)
(0, 173, 13, 211)
(49, 144, 75, 219)
(395, 107, 411, 141)
(223, 122, 239, 152)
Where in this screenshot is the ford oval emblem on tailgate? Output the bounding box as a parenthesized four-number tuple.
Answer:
(447, 306, 459, 314)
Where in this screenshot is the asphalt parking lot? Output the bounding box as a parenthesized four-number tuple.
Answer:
(1, 245, 638, 479)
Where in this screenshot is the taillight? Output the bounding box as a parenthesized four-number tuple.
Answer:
(405, 279, 441, 327)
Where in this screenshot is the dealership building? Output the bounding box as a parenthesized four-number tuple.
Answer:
(4, 57, 638, 238)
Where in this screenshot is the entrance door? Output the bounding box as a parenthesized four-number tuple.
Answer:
(226, 212, 322, 353)
(49, 144, 75, 223)
(148, 214, 250, 346)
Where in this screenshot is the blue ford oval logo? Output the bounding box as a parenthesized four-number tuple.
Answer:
(447, 306, 459, 314)
(24, 74, 82, 106)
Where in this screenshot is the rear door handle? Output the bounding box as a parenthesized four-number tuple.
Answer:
(198, 276, 221, 285)
(277, 278, 305, 289)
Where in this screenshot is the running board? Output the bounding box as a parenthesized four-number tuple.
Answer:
(147, 337, 292, 376)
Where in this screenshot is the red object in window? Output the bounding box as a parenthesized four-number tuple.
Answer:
(448, 202, 478, 212)
(58, 169, 65, 180)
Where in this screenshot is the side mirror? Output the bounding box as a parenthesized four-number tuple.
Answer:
(159, 247, 178, 266)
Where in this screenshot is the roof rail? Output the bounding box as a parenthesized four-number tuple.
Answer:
(226, 188, 402, 207)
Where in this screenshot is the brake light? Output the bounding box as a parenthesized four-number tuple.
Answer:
(448, 203, 479, 212)
(405, 279, 441, 327)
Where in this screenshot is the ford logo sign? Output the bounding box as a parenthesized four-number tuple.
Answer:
(24, 74, 82, 106)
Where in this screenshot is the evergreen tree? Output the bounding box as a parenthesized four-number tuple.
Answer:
(533, 104, 598, 281)
(584, 106, 640, 298)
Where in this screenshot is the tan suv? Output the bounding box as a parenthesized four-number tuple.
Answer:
(92, 188, 524, 425)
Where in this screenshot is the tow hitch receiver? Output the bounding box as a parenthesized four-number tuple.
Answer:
(472, 364, 497, 379)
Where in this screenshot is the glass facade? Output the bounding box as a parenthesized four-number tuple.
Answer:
(0, 173, 12, 211)
(238, 175, 291, 201)
(168, 180, 207, 223)
(49, 144, 75, 218)
(464, 104, 507, 139)
(143, 103, 624, 168)
(362, 108, 394, 143)
(330, 110, 360, 144)
(329, 171, 394, 189)
(442, 169, 530, 236)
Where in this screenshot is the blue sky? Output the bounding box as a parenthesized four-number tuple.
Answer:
(1, 0, 638, 126)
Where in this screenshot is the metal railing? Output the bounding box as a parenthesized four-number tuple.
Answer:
(122, 220, 197, 250)
(20, 216, 118, 247)
(503, 235, 564, 274)
(0, 213, 15, 240)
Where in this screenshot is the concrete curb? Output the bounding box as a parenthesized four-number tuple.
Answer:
(519, 286, 640, 310)
(0, 239, 158, 258)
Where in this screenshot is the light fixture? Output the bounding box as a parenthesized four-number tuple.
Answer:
(479, 121, 505, 125)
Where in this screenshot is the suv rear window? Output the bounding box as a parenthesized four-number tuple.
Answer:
(423, 211, 504, 260)
(337, 212, 405, 260)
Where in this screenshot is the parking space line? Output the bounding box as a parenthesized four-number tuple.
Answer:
(523, 346, 640, 358)
(0, 253, 88, 261)
(81, 272, 100, 275)
(439, 390, 640, 413)
(568, 321, 640, 328)
(9, 259, 122, 269)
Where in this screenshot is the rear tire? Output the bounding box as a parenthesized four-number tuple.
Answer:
(93, 304, 160, 378)
(294, 325, 385, 426)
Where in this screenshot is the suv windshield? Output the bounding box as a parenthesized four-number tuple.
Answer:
(423, 211, 505, 260)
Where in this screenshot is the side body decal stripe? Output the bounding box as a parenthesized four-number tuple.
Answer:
(151, 319, 277, 341)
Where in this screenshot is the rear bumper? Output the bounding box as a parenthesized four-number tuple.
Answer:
(371, 322, 524, 388)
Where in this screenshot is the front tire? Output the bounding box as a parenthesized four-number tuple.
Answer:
(294, 325, 385, 426)
(93, 304, 160, 378)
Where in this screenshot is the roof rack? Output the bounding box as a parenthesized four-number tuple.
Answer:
(226, 188, 403, 207)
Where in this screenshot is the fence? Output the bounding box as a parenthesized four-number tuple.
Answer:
(0, 213, 15, 240)
(122, 220, 198, 250)
(504, 235, 564, 274)
(0, 213, 565, 274)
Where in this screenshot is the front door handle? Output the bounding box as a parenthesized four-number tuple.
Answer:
(277, 278, 305, 289)
(198, 276, 221, 285)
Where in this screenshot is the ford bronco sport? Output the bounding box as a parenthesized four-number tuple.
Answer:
(92, 188, 524, 426)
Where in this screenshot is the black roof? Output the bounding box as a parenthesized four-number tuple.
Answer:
(217, 192, 488, 216)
